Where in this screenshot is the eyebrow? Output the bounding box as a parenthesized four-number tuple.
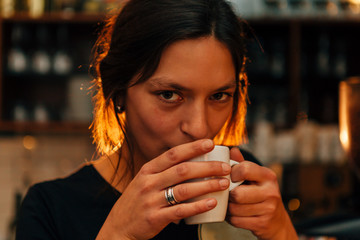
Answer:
(147, 77, 237, 92)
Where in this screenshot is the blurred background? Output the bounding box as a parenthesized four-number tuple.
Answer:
(0, 0, 360, 239)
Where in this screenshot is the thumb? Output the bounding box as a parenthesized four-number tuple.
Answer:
(230, 147, 245, 163)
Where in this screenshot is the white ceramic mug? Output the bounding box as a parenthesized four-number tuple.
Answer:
(184, 145, 243, 225)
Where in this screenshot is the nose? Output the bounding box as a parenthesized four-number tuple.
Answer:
(180, 102, 209, 140)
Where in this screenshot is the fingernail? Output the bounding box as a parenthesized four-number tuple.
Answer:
(206, 199, 216, 208)
(202, 139, 213, 150)
(222, 163, 231, 173)
(219, 179, 229, 189)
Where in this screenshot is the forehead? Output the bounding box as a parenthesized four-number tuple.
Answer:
(146, 36, 236, 89)
(161, 36, 233, 67)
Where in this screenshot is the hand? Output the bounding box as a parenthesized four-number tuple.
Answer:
(227, 147, 298, 240)
(96, 139, 231, 240)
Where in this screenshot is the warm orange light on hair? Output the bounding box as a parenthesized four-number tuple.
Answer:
(91, 89, 125, 154)
(214, 72, 248, 146)
(90, 9, 249, 154)
(92, 72, 248, 154)
(90, 14, 121, 154)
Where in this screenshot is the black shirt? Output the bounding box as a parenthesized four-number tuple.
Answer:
(16, 149, 258, 240)
(16, 164, 198, 240)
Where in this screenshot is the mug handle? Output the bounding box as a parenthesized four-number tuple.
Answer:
(229, 160, 244, 191)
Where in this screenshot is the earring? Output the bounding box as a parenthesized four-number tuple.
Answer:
(116, 105, 124, 113)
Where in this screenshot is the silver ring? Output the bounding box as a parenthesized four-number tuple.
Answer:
(165, 187, 180, 206)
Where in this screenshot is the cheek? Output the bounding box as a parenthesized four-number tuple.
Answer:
(152, 109, 183, 136)
(132, 105, 179, 136)
(214, 104, 233, 121)
(209, 105, 233, 134)
(126, 106, 181, 160)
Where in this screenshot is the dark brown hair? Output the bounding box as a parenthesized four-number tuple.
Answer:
(91, 0, 248, 177)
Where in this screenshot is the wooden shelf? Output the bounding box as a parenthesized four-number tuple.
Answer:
(3, 12, 360, 24)
(1, 13, 359, 133)
(246, 14, 360, 24)
(0, 12, 106, 23)
(0, 121, 91, 134)
(0, 12, 99, 134)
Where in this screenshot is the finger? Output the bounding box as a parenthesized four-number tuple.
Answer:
(161, 198, 217, 222)
(229, 185, 267, 204)
(230, 161, 277, 184)
(142, 139, 214, 174)
(227, 201, 272, 217)
(226, 215, 263, 231)
(159, 161, 231, 188)
(230, 147, 245, 163)
(165, 178, 230, 205)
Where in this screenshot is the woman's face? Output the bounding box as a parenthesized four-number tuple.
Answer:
(125, 36, 236, 164)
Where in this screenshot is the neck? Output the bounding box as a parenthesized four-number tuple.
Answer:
(122, 136, 150, 175)
(92, 148, 130, 193)
(92, 142, 147, 193)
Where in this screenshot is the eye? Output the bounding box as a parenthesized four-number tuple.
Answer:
(158, 91, 183, 103)
(210, 92, 232, 102)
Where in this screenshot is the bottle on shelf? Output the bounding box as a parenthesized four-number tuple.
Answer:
(82, 0, 102, 13)
(60, 0, 77, 13)
(14, 0, 28, 13)
(312, 0, 330, 10)
(269, 37, 286, 80)
(1, 0, 15, 17)
(339, 0, 360, 14)
(264, 0, 281, 9)
(65, 75, 92, 122)
(34, 102, 49, 123)
(53, 24, 73, 75)
(31, 25, 52, 75)
(28, 0, 45, 18)
(316, 32, 330, 77)
(287, 0, 312, 15)
(7, 24, 29, 74)
(263, 0, 286, 13)
(333, 38, 347, 80)
(13, 101, 29, 122)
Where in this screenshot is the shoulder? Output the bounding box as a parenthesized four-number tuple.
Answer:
(230, 146, 262, 166)
(238, 148, 262, 166)
(28, 164, 95, 198)
(26, 163, 117, 207)
(16, 164, 117, 239)
(20, 164, 95, 211)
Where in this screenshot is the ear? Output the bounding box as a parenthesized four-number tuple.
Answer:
(114, 96, 125, 113)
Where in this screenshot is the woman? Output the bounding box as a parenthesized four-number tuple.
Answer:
(16, 0, 298, 239)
